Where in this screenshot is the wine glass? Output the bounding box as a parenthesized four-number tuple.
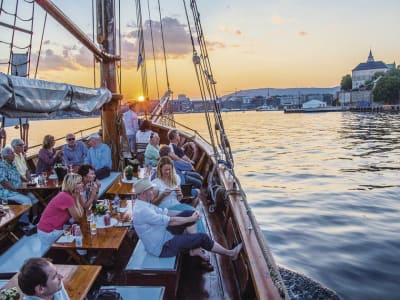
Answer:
(42, 172, 48, 185)
(63, 224, 71, 236)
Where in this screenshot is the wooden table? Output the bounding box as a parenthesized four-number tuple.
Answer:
(17, 178, 61, 207)
(105, 174, 137, 198)
(51, 208, 129, 265)
(1, 264, 101, 300)
(0, 205, 31, 242)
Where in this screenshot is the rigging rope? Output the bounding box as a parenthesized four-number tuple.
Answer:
(156, 0, 170, 91)
(146, 0, 160, 100)
(136, 0, 148, 99)
(117, 0, 122, 93)
(34, 10, 46, 78)
(91, 0, 96, 87)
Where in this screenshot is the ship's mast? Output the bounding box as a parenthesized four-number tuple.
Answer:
(96, 0, 122, 169)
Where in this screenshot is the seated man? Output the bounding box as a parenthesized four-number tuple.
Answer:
(11, 138, 31, 182)
(0, 147, 38, 224)
(144, 132, 160, 167)
(132, 179, 242, 271)
(62, 133, 88, 166)
(167, 129, 196, 164)
(18, 257, 69, 300)
(84, 133, 112, 179)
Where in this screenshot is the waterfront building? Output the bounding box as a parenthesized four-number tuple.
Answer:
(352, 50, 394, 89)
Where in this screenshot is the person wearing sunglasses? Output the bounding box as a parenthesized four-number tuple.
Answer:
(62, 133, 88, 167)
(11, 138, 31, 182)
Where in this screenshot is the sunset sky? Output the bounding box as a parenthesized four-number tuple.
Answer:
(1, 0, 399, 100)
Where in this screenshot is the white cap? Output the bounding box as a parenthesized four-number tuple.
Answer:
(88, 133, 100, 140)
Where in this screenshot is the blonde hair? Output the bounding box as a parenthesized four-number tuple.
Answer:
(156, 156, 178, 186)
(62, 173, 82, 194)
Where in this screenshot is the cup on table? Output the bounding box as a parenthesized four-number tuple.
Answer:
(63, 224, 71, 236)
(90, 221, 97, 235)
(2, 199, 9, 210)
(86, 211, 93, 223)
(42, 172, 48, 183)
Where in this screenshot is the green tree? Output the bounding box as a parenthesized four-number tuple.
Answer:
(340, 74, 352, 91)
(372, 76, 400, 104)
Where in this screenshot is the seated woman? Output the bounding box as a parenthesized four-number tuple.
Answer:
(37, 173, 84, 247)
(151, 156, 194, 210)
(36, 134, 63, 173)
(77, 164, 101, 210)
(133, 179, 242, 271)
(159, 145, 202, 189)
(144, 132, 160, 167)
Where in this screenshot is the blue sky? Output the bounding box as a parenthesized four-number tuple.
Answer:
(1, 0, 399, 99)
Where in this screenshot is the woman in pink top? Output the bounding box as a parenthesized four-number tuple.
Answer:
(37, 173, 84, 247)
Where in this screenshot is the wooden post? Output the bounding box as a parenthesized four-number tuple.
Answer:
(97, 0, 122, 170)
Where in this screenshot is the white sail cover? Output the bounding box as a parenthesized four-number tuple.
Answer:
(0, 73, 112, 118)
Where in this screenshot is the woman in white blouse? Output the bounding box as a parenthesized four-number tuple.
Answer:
(151, 156, 185, 209)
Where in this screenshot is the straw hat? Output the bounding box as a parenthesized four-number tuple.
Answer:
(134, 179, 154, 194)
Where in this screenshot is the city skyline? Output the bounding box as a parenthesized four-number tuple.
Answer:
(1, 0, 399, 100)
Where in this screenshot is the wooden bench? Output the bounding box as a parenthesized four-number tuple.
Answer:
(98, 172, 121, 198)
(0, 233, 50, 279)
(99, 286, 165, 300)
(124, 240, 181, 300)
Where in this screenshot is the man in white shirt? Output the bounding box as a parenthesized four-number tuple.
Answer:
(11, 138, 30, 182)
(123, 102, 139, 152)
(18, 258, 70, 300)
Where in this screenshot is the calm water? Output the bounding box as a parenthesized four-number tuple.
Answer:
(178, 111, 400, 300)
(7, 111, 399, 300)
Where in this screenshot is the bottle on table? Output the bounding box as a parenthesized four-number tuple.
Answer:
(113, 194, 120, 213)
(75, 225, 83, 247)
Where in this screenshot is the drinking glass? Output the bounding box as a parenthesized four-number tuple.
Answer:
(63, 224, 71, 236)
(2, 198, 9, 210)
(86, 211, 93, 223)
(90, 221, 97, 235)
(42, 172, 48, 184)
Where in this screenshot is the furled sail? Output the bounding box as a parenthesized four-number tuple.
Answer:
(0, 73, 112, 118)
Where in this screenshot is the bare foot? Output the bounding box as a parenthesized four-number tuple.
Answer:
(190, 248, 210, 262)
(231, 243, 242, 261)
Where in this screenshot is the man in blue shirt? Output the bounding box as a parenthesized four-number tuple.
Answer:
(62, 133, 87, 166)
(84, 133, 112, 179)
(0, 147, 38, 224)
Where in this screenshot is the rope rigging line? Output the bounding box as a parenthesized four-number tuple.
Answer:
(184, 0, 234, 167)
(136, 0, 148, 99)
(189, 0, 234, 168)
(34, 10, 46, 78)
(182, 0, 218, 158)
(117, 0, 122, 93)
(91, 0, 96, 87)
(3, 0, 35, 78)
(156, 0, 170, 91)
(146, 0, 160, 101)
